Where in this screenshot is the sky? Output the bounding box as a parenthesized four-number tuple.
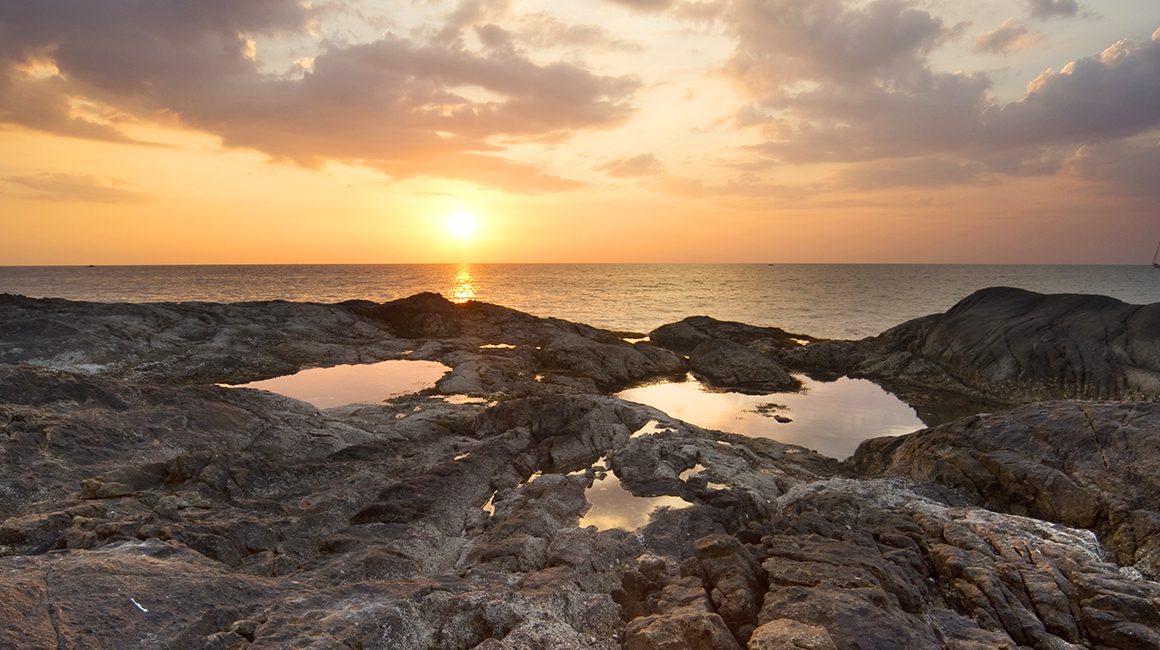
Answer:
(1, 0, 1158, 264)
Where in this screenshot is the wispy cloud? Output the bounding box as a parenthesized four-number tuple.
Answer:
(3, 174, 152, 203)
(597, 153, 664, 177)
(603, 0, 675, 13)
(833, 158, 993, 190)
(975, 19, 1041, 54)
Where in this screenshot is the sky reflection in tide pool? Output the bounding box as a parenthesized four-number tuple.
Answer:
(617, 375, 923, 460)
(580, 468, 692, 531)
(228, 360, 449, 409)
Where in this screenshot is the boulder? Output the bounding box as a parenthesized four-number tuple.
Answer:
(650, 317, 811, 355)
(688, 340, 800, 393)
(856, 287, 1160, 402)
(852, 400, 1160, 577)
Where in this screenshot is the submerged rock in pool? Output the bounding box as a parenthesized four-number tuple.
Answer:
(688, 338, 800, 393)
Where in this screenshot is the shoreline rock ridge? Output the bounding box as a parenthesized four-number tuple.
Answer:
(0, 288, 1157, 648)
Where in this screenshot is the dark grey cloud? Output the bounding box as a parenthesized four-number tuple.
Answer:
(0, 0, 640, 193)
(1025, 0, 1080, 20)
(597, 153, 664, 177)
(974, 19, 1040, 54)
(3, 173, 152, 203)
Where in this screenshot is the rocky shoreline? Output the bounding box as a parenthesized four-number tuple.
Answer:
(1, 288, 1158, 649)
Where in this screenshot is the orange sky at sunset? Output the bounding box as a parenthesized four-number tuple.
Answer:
(2, 1, 1158, 265)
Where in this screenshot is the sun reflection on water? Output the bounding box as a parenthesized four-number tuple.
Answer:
(450, 263, 477, 303)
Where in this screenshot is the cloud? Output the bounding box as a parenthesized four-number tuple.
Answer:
(985, 32, 1160, 146)
(833, 158, 992, 190)
(721, 0, 983, 166)
(748, 72, 993, 163)
(3, 173, 152, 203)
(513, 14, 642, 52)
(722, 0, 1160, 178)
(1024, 0, 1079, 21)
(974, 19, 1040, 54)
(723, 0, 951, 96)
(0, 1, 640, 193)
(603, 0, 675, 12)
(597, 153, 664, 177)
(1064, 137, 1160, 197)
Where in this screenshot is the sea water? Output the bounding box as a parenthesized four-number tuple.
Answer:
(2, 263, 1157, 339)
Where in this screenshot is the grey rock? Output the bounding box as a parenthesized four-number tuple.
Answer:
(688, 339, 801, 393)
(2, 291, 1158, 648)
(650, 317, 811, 355)
(852, 400, 1160, 578)
(857, 287, 1160, 402)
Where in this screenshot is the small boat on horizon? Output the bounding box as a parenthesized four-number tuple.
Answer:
(1154, 239, 1160, 269)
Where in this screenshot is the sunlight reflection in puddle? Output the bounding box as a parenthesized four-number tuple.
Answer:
(679, 464, 707, 481)
(579, 459, 692, 531)
(442, 395, 491, 405)
(630, 419, 669, 438)
(617, 375, 922, 460)
(226, 359, 450, 409)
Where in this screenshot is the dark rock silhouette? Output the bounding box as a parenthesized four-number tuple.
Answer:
(855, 286, 1160, 402)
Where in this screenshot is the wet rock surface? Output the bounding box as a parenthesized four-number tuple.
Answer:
(1, 290, 1158, 648)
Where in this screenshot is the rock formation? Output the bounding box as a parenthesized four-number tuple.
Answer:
(855, 287, 1160, 402)
(0, 289, 1158, 648)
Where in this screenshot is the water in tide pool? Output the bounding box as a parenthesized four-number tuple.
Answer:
(617, 374, 924, 460)
(2, 264, 1158, 339)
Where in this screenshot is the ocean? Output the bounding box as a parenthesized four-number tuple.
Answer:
(2, 264, 1157, 340)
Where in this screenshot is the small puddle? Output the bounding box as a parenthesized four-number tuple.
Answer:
(617, 375, 922, 460)
(226, 360, 450, 409)
(630, 419, 668, 438)
(442, 395, 490, 405)
(580, 461, 692, 531)
(679, 464, 707, 481)
(479, 343, 517, 350)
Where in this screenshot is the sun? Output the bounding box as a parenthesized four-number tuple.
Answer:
(446, 211, 478, 240)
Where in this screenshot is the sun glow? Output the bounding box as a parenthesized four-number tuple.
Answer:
(446, 211, 478, 239)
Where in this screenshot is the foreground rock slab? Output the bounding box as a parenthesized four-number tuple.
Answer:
(853, 400, 1160, 579)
